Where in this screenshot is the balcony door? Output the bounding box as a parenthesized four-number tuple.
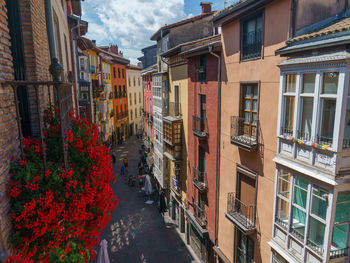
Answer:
(236, 168, 256, 224)
(199, 95, 206, 131)
(240, 84, 258, 137)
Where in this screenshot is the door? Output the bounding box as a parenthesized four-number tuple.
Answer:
(241, 84, 258, 137)
(174, 84, 180, 116)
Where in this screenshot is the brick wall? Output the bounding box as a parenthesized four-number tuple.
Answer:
(0, 0, 18, 253)
(19, 0, 52, 137)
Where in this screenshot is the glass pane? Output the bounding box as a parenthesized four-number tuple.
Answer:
(335, 191, 350, 224)
(293, 177, 308, 209)
(300, 98, 313, 140)
(295, 176, 308, 190)
(285, 74, 297, 93)
(311, 186, 328, 220)
(343, 99, 350, 148)
(252, 100, 258, 111)
(245, 86, 251, 98)
(332, 224, 348, 250)
(283, 96, 295, 134)
(245, 100, 251, 110)
(322, 72, 339, 94)
(292, 206, 306, 239)
(252, 113, 257, 124)
(278, 171, 290, 198)
(244, 112, 250, 122)
(319, 99, 336, 145)
(302, 73, 316, 93)
(308, 217, 326, 250)
(253, 86, 258, 98)
(276, 197, 289, 226)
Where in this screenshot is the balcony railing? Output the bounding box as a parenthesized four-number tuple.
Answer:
(230, 116, 259, 151)
(192, 115, 206, 138)
(193, 202, 206, 227)
(3, 80, 73, 171)
(226, 192, 256, 233)
(330, 247, 348, 259)
(192, 167, 206, 192)
(307, 239, 323, 256)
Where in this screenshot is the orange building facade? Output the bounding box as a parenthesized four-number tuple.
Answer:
(112, 63, 129, 140)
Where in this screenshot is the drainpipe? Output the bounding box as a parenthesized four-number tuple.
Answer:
(291, 0, 296, 38)
(44, 0, 56, 60)
(208, 45, 221, 258)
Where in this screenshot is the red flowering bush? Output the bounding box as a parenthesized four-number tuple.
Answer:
(7, 106, 118, 262)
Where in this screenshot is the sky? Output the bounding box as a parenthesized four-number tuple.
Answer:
(82, 0, 238, 64)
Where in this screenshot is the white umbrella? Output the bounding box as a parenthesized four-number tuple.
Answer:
(96, 239, 110, 263)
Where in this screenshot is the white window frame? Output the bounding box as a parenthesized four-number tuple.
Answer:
(278, 66, 348, 152)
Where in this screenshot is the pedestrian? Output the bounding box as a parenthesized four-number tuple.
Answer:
(123, 157, 128, 169)
(159, 190, 167, 215)
(120, 165, 125, 176)
(111, 152, 116, 164)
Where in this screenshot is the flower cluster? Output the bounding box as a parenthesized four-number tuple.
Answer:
(282, 134, 330, 150)
(7, 107, 118, 262)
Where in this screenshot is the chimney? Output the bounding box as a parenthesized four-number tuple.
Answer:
(200, 2, 212, 14)
(110, 45, 119, 55)
(92, 40, 96, 46)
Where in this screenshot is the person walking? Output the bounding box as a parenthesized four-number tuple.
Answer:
(120, 165, 125, 177)
(123, 158, 128, 172)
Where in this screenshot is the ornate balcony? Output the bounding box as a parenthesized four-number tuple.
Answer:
(226, 192, 256, 233)
(193, 202, 206, 228)
(230, 116, 259, 151)
(192, 167, 206, 192)
(192, 115, 207, 139)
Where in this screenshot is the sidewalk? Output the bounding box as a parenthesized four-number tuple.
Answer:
(99, 136, 199, 263)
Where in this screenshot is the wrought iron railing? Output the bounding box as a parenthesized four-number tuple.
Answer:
(230, 116, 259, 150)
(330, 247, 348, 259)
(2, 80, 73, 171)
(193, 202, 206, 227)
(227, 192, 256, 230)
(192, 115, 206, 137)
(242, 29, 262, 60)
(192, 167, 206, 191)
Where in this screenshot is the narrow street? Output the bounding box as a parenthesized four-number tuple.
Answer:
(99, 137, 196, 263)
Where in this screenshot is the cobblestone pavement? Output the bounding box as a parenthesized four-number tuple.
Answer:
(99, 136, 195, 263)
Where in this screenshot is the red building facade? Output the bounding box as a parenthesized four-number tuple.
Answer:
(186, 36, 221, 262)
(142, 66, 155, 146)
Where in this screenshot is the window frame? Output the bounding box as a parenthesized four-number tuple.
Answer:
(279, 68, 348, 151)
(240, 11, 264, 61)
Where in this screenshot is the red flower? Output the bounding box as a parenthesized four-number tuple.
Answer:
(68, 110, 74, 119)
(20, 160, 27, 166)
(66, 130, 73, 143)
(44, 169, 50, 178)
(33, 176, 40, 183)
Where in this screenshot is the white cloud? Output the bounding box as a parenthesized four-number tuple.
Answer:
(83, 0, 186, 53)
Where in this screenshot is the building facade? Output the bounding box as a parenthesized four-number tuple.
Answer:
(126, 65, 143, 136)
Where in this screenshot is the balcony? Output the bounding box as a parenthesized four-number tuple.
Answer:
(192, 116, 207, 139)
(226, 192, 256, 233)
(168, 102, 181, 117)
(192, 167, 206, 192)
(193, 202, 206, 228)
(230, 116, 259, 151)
(330, 247, 348, 260)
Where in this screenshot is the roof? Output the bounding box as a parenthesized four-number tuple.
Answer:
(141, 64, 157, 75)
(151, 11, 215, 41)
(127, 64, 142, 70)
(212, 0, 247, 21)
(95, 47, 130, 65)
(276, 16, 350, 55)
(289, 16, 350, 43)
(161, 34, 221, 58)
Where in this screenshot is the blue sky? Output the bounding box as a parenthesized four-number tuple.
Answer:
(82, 0, 237, 64)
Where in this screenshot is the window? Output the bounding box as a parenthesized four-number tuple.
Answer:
(113, 67, 116, 78)
(128, 77, 131, 87)
(331, 191, 350, 257)
(123, 86, 126, 97)
(130, 110, 133, 120)
(134, 92, 136, 105)
(282, 74, 296, 136)
(129, 93, 132, 105)
(140, 107, 142, 116)
(135, 110, 137, 118)
(240, 84, 258, 137)
(119, 86, 122, 98)
(118, 68, 120, 78)
(236, 230, 254, 263)
(274, 171, 331, 255)
(242, 13, 263, 60)
(134, 77, 136, 87)
(344, 97, 350, 148)
(114, 86, 117, 99)
(275, 170, 291, 229)
(198, 55, 206, 83)
(139, 92, 141, 103)
(138, 78, 140, 87)
(122, 69, 125, 78)
(318, 72, 339, 146)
